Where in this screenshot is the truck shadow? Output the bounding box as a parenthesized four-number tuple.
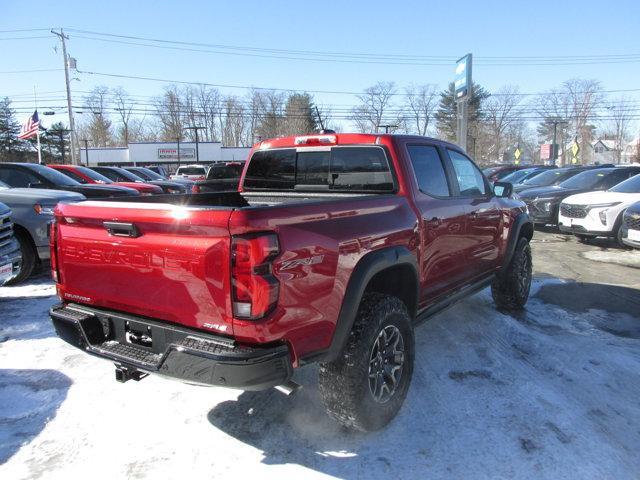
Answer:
(208, 279, 640, 478)
(1, 277, 58, 342)
(0, 369, 72, 464)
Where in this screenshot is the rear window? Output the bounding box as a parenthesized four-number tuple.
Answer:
(207, 164, 243, 180)
(177, 167, 207, 175)
(243, 147, 394, 192)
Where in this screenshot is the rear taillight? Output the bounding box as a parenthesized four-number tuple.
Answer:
(231, 233, 279, 320)
(49, 218, 60, 283)
(192, 184, 201, 193)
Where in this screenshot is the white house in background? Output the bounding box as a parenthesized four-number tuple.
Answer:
(622, 138, 640, 164)
(592, 139, 619, 164)
(80, 141, 251, 168)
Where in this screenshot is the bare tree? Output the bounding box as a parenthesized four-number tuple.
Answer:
(403, 84, 438, 136)
(154, 85, 185, 141)
(483, 85, 521, 161)
(220, 96, 247, 147)
(254, 90, 286, 139)
(350, 81, 398, 133)
(84, 86, 113, 147)
(111, 87, 135, 146)
(606, 97, 633, 163)
(564, 79, 603, 164)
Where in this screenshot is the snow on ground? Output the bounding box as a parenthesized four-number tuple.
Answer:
(581, 249, 640, 268)
(1, 276, 640, 480)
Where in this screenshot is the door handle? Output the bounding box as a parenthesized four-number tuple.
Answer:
(469, 211, 478, 219)
(103, 221, 141, 238)
(426, 216, 442, 227)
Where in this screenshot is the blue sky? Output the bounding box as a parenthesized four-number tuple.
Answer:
(3, 0, 640, 130)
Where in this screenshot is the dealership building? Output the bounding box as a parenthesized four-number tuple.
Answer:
(79, 141, 250, 169)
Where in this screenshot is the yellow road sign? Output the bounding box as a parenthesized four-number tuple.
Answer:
(571, 141, 580, 158)
(514, 148, 522, 161)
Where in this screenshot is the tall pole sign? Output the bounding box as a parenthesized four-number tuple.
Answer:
(455, 54, 472, 152)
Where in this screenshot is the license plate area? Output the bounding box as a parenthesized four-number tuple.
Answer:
(0, 263, 13, 283)
(125, 320, 153, 349)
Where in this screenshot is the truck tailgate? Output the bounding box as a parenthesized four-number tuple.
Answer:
(55, 201, 234, 334)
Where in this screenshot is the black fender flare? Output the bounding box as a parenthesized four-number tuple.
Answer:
(304, 245, 419, 364)
(500, 212, 533, 274)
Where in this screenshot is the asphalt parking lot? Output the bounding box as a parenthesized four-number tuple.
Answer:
(1, 229, 639, 479)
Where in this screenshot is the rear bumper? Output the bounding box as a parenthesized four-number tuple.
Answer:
(50, 303, 293, 390)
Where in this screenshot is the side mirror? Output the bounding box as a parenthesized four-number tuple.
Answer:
(493, 181, 513, 198)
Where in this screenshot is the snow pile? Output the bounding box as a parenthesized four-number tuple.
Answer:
(1, 276, 639, 479)
(581, 249, 640, 268)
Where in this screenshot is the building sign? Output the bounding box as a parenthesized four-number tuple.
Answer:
(455, 54, 472, 99)
(157, 148, 195, 160)
(540, 143, 553, 160)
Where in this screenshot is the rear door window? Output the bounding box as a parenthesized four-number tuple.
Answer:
(0, 167, 40, 188)
(407, 145, 450, 197)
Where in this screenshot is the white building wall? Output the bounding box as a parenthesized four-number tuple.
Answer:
(82, 147, 128, 166)
(80, 142, 250, 166)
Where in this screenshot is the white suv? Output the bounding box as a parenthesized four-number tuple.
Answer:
(559, 173, 640, 246)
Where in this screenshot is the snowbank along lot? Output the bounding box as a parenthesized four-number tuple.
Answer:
(1, 230, 639, 480)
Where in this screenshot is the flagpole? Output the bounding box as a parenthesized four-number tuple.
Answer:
(34, 86, 43, 165)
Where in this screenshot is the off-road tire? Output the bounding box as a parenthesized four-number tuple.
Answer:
(491, 237, 532, 310)
(5, 230, 36, 285)
(319, 293, 414, 432)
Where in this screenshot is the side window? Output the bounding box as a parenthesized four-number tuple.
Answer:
(0, 168, 39, 188)
(447, 150, 487, 196)
(407, 145, 450, 197)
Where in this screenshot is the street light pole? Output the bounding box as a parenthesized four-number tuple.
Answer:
(82, 139, 89, 166)
(184, 126, 205, 163)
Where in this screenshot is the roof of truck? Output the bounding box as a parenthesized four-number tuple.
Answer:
(253, 133, 456, 150)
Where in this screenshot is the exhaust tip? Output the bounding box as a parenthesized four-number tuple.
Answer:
(274, 380, 301, 396)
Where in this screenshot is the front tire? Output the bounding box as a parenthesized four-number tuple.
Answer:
(319, 293, 414, 432)
(5, 230, 36, 285)
(492, 237, 532, 310)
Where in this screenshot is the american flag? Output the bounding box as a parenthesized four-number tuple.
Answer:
(18, 110, 40, 140)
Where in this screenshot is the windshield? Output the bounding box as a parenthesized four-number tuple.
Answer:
(559, 169, 613, 190)
(244, 146, 395, 192)
(524, 169, 572, 186)
(95, 167, 143, 182)
(32, 165, 80, 186)
(75, 166, 113, 183)
(610, 173, 640, 193)
(130, 168, 163, 180)
(501, 168, 537, 184)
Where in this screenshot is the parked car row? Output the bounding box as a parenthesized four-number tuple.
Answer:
(497, 163, 640, 248)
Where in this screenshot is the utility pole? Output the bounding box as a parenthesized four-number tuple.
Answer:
(378, 124, 398, 134)
(176, 136, 181, 167)
(82, 139, 89, 165)
(455, 54, 472, 153)
(546, 119, 568, 166)
(51, 29, 78, 165)
(184, 126, 205, 163)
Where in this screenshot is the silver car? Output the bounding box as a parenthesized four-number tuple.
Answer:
(0, 180, 85, 284)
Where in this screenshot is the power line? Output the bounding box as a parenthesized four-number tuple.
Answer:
(1, 68, 63, 74)
(0, 35, 52, 41)
(65, 28, 640, 66)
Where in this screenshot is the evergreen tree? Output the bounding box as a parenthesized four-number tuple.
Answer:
(283, 93, 318, 135)
(0, 97, 22, 161)
(435, 82, 490, 143)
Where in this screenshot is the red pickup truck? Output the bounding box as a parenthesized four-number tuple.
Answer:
(50, 133, 532, 431)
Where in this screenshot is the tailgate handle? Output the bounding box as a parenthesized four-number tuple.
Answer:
(103, 221, 141, 238)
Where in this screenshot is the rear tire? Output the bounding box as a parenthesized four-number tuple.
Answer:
(319, 293, 414, 432)
(5, 230, 36, 285)
(492, 237, 532, 310)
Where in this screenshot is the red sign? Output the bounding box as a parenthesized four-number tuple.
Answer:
(540, 143, 553, 160)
